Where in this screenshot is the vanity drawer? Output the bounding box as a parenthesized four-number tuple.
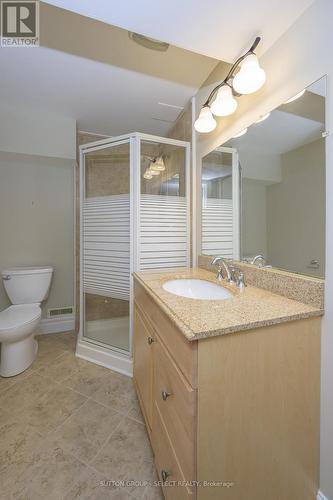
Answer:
(153, 403, 193, 499)
(134, 280, 197, 387)
(154, 337, 196, 483)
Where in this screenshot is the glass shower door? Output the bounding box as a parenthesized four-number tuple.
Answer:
(82, 140, 131, 353)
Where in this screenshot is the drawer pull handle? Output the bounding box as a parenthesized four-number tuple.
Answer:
(161, 470, 169, 482)
(161, 390, 171, 401)
(147, 336, 154, 345)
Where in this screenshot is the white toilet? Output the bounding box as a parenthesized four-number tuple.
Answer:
(0, 266, 53, 377)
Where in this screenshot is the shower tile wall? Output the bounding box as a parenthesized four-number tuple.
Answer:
(85, 295, 129, 321)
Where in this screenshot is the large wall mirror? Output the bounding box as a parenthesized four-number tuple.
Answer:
(201, 76, 326, 278)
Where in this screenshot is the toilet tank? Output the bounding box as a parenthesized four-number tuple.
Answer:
(1, 266, 53, 305)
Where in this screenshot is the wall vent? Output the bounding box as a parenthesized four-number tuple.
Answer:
(47, 307, 73, 318)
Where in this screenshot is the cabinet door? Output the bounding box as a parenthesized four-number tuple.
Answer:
(133, 305, 154, 429)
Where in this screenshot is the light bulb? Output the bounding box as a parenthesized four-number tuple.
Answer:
(284, 89, 306, 104)
(232, 54, 266, 95)
(210, 85, 238, 117)
(194, 106, 217, 133)
(150, 156, 165, 171)
(144, 171, 153, 180)
(232, 128, 248, 138)
(255, 112, 270, 123)
(148, 168, 160, 176)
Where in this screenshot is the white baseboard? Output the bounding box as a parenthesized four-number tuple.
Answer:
(318, 490, 330, 500)
(76, 338, 133, 377)
(38, 316, 75, 335)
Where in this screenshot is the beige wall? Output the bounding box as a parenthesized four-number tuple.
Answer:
(194, 0, 333, 495)
(0, 102, 76, 160)
(0, 104, 76, 319)
(267, 138, 325, 277)
(242, 179, 267, 258)
(0, 152, 75, 317)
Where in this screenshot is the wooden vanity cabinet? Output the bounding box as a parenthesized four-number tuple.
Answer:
(133, 304, 155, 432)
(133, 278, 321, 500)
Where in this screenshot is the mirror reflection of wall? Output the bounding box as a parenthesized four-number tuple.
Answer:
(201, 148, 239, 258)
(223, 76, 326, 278)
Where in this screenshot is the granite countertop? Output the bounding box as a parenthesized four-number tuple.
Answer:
(133, 268, 323, 341)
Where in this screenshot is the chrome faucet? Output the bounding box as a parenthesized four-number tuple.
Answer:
(211, 256, 234, 283)
(251, 254, 266, 267)
(211, 256, 247, 288)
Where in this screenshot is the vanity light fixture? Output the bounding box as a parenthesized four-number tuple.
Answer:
(210, 85, 238, 117)
(148, 168, 160, 176)
(255, 112, 271, 123)
(144, 170, 153, 180)
(232, 53, 266, 95)
(150, 156, 166, 172)
(284, 89, 306, 104)
(194, 106, 217, 133)
(194, 37, 266, 134)
(232, 128, 248, 138)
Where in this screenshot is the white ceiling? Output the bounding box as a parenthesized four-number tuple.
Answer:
(228, 110, 323, 155)
(0, 47, 202, 136)
(42, 0, 316, 61)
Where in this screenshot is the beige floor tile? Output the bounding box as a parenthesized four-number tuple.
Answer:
(127, 397, 145, 424)
(1, 332, 158, 500)
(0, 375, 16, 395)
(31, 339, 67, 370)
(48, 399, 122, 463)
(0, 426, 45, 498)
(64, 465, 134, 499)
(53, 331, 78, 349)
(17, 444, 87, 500)
(63, 361, 111, 397)
(0, 372, 58, 411)
(36, 350, 83, 383)
(142, 484, 164, 500)
(0, 366, 35, 395)
(91, 371, 138, 415)
(92, 417, 154, 495)
(21, 384, 87, 435)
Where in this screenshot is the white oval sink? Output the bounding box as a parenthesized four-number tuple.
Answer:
(162, 279, 232, 300)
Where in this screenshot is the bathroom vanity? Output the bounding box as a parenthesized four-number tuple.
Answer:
(133, 268, 322, 500)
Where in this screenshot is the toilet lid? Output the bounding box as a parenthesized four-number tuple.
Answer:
(0, 304, 41, 331)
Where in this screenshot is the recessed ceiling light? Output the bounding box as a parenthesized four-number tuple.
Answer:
(232, 128, 248, 138)
(128, 32, 169, 52)
(255, 112, 271, 123)
(284, 89, 306, 104)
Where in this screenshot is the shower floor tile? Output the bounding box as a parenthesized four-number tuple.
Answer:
(0, 331, 163, 500)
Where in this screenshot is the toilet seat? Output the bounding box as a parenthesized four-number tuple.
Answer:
(0, 304, 41, 332)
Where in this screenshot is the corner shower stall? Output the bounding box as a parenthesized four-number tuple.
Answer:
(76, 133, 190, 375)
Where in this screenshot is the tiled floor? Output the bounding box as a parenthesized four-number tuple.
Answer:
(0, 332, 163, 500)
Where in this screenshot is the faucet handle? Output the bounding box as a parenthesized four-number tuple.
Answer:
(237, 271, 247, 289)
(228, 264, 238, 284)
(229, 266, 247, 288)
